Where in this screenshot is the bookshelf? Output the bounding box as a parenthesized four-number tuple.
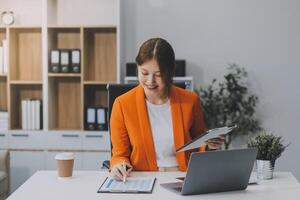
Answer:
(0, 1, 120, 132)
(0, 0, 120, 192)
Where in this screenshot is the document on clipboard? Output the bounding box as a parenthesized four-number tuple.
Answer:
(176, 125, 237, 153)
(97, 177, 156, 193)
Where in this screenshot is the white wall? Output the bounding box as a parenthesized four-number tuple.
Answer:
(120, 0, 300, 181)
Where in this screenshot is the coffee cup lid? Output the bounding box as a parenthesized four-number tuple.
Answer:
(55, 152, 75, 160)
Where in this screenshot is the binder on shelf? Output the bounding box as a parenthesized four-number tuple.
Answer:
(96, 107, 108, 131)
(50, 49, 60, 73)
(60, 50, 70, 73)
(2, 39, 8, 74)
(85, 107, 96, 130)
(71, 49, 81, 73)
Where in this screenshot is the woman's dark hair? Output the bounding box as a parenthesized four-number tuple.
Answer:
(135, 38, 175, 87)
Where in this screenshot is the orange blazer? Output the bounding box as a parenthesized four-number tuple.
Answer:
(110, 84, 206, 171)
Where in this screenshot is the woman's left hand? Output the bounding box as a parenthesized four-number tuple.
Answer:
(205, 135, 225, 150)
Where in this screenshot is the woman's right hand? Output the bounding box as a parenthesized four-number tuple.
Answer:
(110, 162, 133, 181)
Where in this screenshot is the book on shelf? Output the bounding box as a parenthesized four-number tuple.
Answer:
(21, 99, 42, 130)
(2, 39, 8, 74)
(0, 111, 8, 130)
(0, 39, 8, 75)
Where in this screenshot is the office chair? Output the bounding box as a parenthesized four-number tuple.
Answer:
(102, 82, 186, 169)
(102, 83, 137, 169)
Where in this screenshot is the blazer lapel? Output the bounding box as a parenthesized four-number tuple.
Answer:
(170, 86, 187, 170)
(135, 85, 158, 170)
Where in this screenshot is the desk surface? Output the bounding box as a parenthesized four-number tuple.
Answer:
(7, 171, 300, 200)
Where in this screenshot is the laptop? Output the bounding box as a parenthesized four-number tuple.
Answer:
(160, 148, 258, 195)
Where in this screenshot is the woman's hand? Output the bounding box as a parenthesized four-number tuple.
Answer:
(205, 135, 225, 150)
(110, 162, 133, 181)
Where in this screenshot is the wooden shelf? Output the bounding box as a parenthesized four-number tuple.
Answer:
(48, 73, 81, 77)
(9, 28, 42, 81)
(10, 80, 43, 85)
(10, 84, 42, 129)
(83, 81, 116, 85)
(0, 77, 7, 111)
(48, 77, 82, 130)
(83, 27, 117, 82)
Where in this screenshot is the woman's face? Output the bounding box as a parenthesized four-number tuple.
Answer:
(137, 59, 167, 98)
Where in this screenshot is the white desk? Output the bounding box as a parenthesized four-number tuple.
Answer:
(7, 171, 300, 200)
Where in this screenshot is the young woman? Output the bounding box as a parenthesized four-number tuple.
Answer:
(110, 38, 224, 180)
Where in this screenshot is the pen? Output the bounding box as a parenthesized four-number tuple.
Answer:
(122, 161, 127, 183)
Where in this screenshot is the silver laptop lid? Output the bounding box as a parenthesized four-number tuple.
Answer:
(181, 148, 257, 195)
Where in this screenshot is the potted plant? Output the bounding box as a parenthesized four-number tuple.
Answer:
(248, 132, 289, 179)
(197, 64, 262, 148)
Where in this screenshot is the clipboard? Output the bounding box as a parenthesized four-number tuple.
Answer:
(176, 125, 237, 153)
(97, 177, 156, 194)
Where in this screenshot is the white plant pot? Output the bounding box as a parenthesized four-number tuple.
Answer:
(256, 160, 275, 180)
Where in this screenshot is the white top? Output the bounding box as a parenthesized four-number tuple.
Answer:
(7, 171, 300, 200)
(146, 99, 178, 167)
(55, 152, 75, 160)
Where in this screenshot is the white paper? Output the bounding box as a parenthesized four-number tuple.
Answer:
(99, 177, 156, 193)
(176, 125, 237, 153)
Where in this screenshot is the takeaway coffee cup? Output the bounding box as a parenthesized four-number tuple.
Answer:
(55, 152, 75, 178)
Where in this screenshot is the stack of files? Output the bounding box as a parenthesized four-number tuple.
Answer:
(0, 111, 8, 130)
(21, 99, 42, 130)
(0, 39, 8, 75)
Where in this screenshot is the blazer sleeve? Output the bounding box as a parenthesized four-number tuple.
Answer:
(190, 93, 207, 152)
(110, 98, 131, 168)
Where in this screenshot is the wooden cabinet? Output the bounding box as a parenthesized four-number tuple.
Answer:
(0, 0, 119, 193)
